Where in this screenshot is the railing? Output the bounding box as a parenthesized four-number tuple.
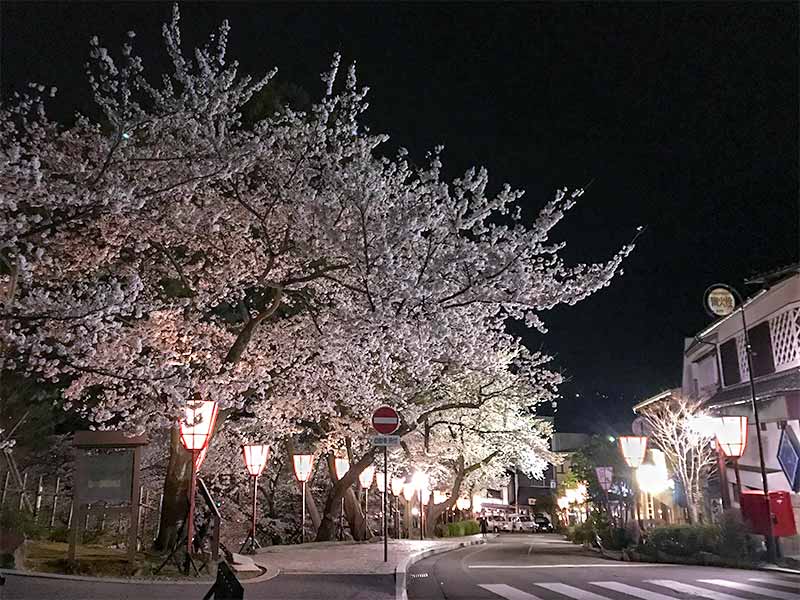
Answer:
(0, 467, 163, 551)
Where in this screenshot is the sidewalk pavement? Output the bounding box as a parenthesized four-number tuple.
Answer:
(253, 534, 490, 575)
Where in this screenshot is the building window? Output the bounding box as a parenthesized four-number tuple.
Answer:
(749, 321, 776, 378)
(720, 338, 741, 386)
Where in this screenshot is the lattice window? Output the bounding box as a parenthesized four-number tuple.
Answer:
(736, 333, 749, 382)
(770, 306, 800, 368)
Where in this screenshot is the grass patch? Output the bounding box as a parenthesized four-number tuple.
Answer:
(23, 541, 216, 580)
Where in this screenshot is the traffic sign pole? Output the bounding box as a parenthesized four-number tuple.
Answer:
(383, 445, 388, 562)
(371, 405, 399, 563)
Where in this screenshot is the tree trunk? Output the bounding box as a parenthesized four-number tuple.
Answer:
(154, 427, 192, 550)
(315, 450, 376, 541)
(154, 411, 228, 551)
(426, 470, 465, 532)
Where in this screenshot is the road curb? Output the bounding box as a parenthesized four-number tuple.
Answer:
(394, 535, 495, 600)
(241, 565, 280, 584)
(0, 568, 212, 585)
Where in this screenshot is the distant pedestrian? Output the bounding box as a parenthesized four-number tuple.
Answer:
(479, 516, 488, 538)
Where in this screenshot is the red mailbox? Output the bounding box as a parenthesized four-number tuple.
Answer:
(740, 490, 797, 537)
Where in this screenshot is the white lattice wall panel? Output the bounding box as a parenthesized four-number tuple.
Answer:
(736, 333, 749, 382)
(770, 306, 800, 368)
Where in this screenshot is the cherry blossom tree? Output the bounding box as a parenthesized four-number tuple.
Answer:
(1, 6, 635, 546)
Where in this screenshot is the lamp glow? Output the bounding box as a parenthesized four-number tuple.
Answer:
(292, 454, 314, 482)
(402, 482, 415, 501)
(411, 471, 428, 492)
(242, 444, 270, 477)
(391, 477, 405, 497)
(359, 465, 375, 490)
(376, 472, 386, 493)
(715, 416, 748, 458)
(179, 400, 219, 452)
(334, 457, 350, 480)
(455, 497, 470, 511)
(619, 435, 648, 468)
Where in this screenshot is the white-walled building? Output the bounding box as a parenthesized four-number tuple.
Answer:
(682, 265, 800, 555)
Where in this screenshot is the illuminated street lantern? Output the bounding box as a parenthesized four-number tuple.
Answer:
(391, 477, 405, 539)
(433, 490, 447, 505)
(180, 400, 219, 452)
(242, 444, 270, 477)
(595, 466, 614, 492)
(391, 477, 404, 497)
(292, 454, 314, 543)
(293, 454, 314, 483)
(619, 435, 648, 468)
(715, 416, 748, 458)
(178, 399, 218, 574)
(411, 472, 430, 540)
(359, 465, 376, 515)
(240, 444, 270, 553)
(359, 465, 375, 489)
(402, 481, 415, 501)
(472, 495, 483, 514)
(334, 457, 350, 480)
(376, 472, 386, 494)
(456, 497, 470, 511)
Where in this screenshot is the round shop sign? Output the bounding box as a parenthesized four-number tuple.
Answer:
(703, 285, 736, 318)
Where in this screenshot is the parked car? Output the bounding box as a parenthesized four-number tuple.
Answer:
(511, 514, 536, 533)
(486, 514, 513, 533)
(533, 514, 554, 533)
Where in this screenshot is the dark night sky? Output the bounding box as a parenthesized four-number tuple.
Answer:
(2, 2, 798, 434)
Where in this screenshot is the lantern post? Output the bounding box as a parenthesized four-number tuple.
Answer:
(334, 457, 350, 541)
(412, 471, 429, 540)
(714, 416, 748, 505)
(292, 454, 314, 543)
(703, 284, 775, 562)
(402, 481, 415, 538)
(240, 444, 270, 554)
(178, 399, 218, 575)
(359, 465, 375, 520)
(391, 477, 405, 538)
(619, 436, 647, 527)
(375, 471, 387, 556)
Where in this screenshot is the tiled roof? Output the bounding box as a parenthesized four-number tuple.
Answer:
(703, 368, 800, 408)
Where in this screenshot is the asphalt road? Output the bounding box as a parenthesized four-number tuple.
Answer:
(406, 533, 800, 600)
(0, 572, 394, 600)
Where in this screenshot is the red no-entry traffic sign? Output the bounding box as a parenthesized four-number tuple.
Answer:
(371, 405, 400, 435)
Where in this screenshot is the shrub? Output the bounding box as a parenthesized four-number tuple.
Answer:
(566, 520, 595, 545)
(49, 527, 70, 543)
(444, 520, 480, 537)
(644, 523, 719, 556)
(0, 507, 47, 540)
(716, 509, 757, 561)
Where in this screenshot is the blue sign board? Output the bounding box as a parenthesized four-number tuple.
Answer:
(777, 425, 800, 492)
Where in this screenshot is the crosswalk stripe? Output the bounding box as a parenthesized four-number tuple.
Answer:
(749, 578, 800, 590)
(536, 582, 611, 600)
(648, 580, 744, 600)
(591, 581, 678, 600)
(699, 580, 800, 600)
(479, 583, 545, 600)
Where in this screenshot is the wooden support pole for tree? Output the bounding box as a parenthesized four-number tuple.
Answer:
(50, 477, 61, 528)
(1, 471, 9, 508)
(18, 472, 27, 511)
(34, 475, 44, 520)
